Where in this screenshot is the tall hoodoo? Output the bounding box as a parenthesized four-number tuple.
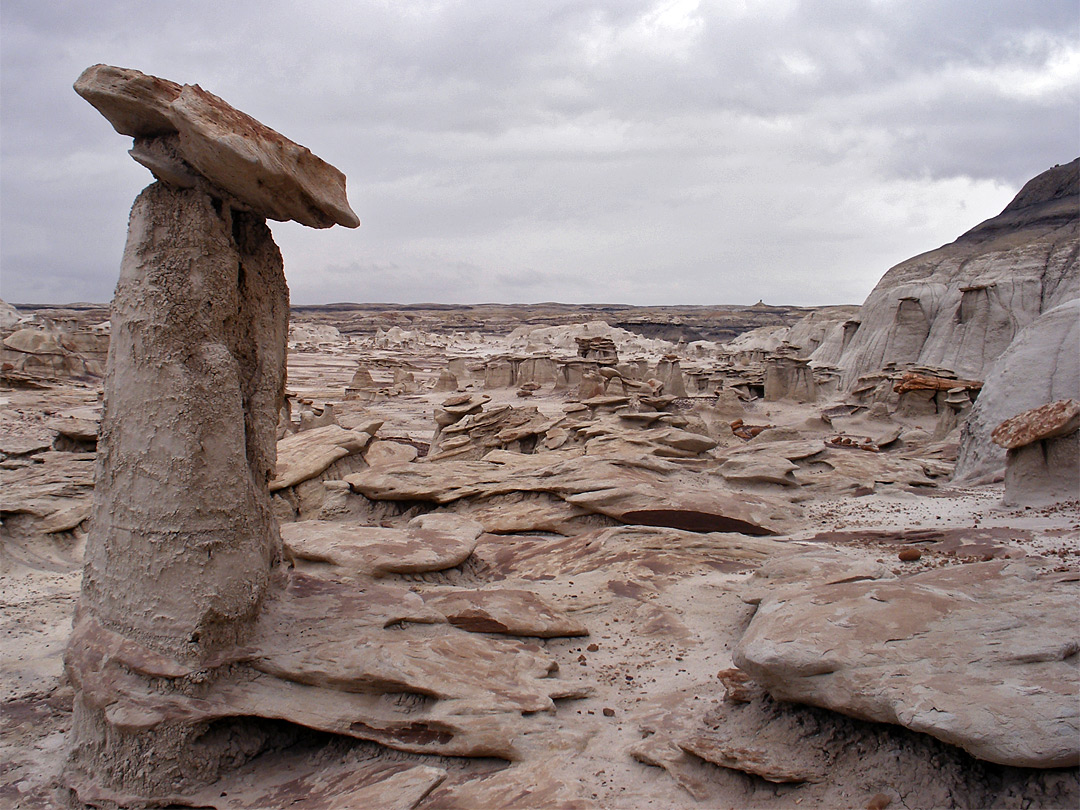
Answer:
(65, 65, 358, 801)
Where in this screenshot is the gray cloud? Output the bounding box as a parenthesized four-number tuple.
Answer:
(2, 0, 1076, 306)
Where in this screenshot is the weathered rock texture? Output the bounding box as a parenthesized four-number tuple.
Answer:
(733, 553, 1079, 769)
(954, 299, 1080, 485)
(79, 183, 288, 654)
(817, 159, 1078, 387)
(67, 180, 292, 799)
(1, 326, 109, 381)
(64, 66, 359, 802)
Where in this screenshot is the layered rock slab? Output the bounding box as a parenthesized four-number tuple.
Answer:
(281, 514, 483, 577)
(270, 424, 372, 491)
(733, 556, 1079, 768)
(629, 681, 1079, 809)
(346, 452, 794, 536)
(422, 588, 589, 638)
(66, 562, 587, 783)
(66, 590, 578, 770)
(74, 64, 360, 228)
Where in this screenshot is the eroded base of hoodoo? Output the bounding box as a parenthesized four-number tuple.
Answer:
(64, 180, 291, 802)
(63, 516, 591, 806)
(66, 697, 258, 808)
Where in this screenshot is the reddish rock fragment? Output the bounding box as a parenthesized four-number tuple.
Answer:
(991, 399, 1080, 449)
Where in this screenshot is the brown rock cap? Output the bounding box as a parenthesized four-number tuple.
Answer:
(991, 398, 1080, 449)
(75, 64, 360, 229)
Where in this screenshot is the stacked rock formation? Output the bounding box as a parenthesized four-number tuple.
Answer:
(65, 65, 359, 801)
(576, 334, 619, 364)
(64, 66, 599, 808)
(990, 399, 1079, 505)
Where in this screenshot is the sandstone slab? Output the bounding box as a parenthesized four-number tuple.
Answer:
(346, 452, 794, 536)
(991, 399, 1080, 449)
(271, 425, 370, 491)
(423, 588, 588, 637)
(734, 558, 1079, 768)
(363, 439, 419, 466)
(281, 514, 483, 577)
(475, 525, 785, 584)
(74, 64, 359, 229)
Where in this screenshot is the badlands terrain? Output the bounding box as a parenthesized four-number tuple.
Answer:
(1, 68, 1077, 810)
(4, 292, 1078, 809)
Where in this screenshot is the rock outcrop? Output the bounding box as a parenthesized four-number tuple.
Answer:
(1, 326, 109, 381)
(64, 66, 359, 803)
(953, 298, 1080, 485)
(819, 159, 1078, 388)
(733, 552, 1079, 769)
(346, 451, 793, 536)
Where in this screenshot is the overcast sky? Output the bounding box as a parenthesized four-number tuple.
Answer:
(2, 1, 1076, 307)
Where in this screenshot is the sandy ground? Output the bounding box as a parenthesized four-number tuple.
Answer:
(2, 344, 1078, 809)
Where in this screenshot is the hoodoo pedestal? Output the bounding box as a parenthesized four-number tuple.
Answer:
(81, 183, 288, 655)
(66, 184, 289, 798)
(65, 65, 359, 802)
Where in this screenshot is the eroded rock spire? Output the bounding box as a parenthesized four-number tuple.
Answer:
(65, 65, 358, 802)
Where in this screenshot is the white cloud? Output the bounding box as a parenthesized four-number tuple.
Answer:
(0, 0, 1075, 306)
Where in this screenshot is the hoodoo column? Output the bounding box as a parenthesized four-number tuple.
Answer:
(65, 64, 359, 801)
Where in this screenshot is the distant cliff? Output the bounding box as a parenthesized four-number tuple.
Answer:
(814, 159, 1079, 386)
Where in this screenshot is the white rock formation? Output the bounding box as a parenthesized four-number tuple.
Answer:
(817, 159, 1078, 387)
(507, 320, 678, 358)
(953, 299, 1080, 485)
(0, 298, 23, 331)
(288, 321, 345, 348)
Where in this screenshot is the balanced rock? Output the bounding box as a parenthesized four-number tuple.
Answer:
(74, 64, 360, 229)
(992, 399, 1080, 506)
(66, 64, 360, 803)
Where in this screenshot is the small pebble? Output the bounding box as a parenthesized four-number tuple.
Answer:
(898, 548, 922, 562)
